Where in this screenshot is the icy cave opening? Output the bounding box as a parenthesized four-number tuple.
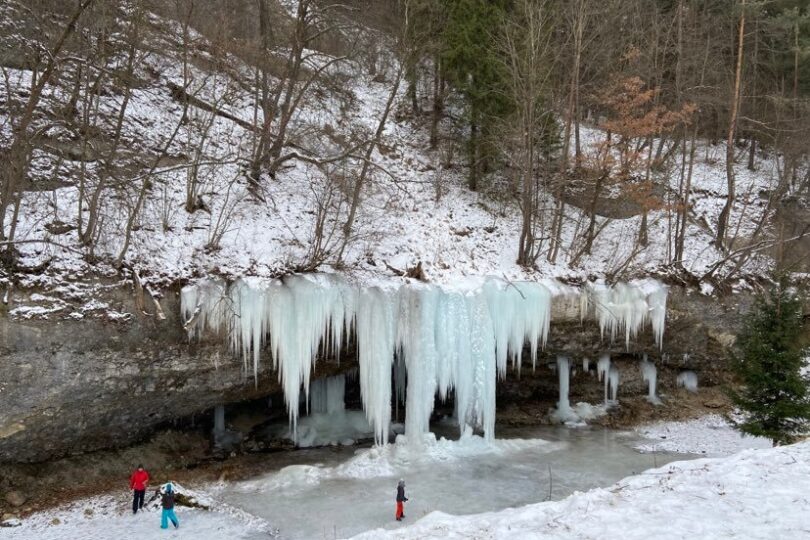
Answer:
(181, 274, 668, 446)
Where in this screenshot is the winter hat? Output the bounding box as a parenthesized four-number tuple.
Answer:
(164, 482, 173, 493)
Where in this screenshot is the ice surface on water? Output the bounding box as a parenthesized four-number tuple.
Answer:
(220, 426, 689, 540)
(182, 275, 666, 444)
(677, 370, 699, 392)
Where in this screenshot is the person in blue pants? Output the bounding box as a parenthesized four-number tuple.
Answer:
(156, 482, 180, 529)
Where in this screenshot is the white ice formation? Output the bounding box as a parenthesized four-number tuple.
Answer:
(556, 356, 571, 419)
(677, 370, 699, 393)
(608, 366, 621, 402)
(597, 353, 611, 405)
(640, 355, 660, 404)
(181, 274, 667, 445)
(582, 279, 668, 349)
(310, 374, 346, 415)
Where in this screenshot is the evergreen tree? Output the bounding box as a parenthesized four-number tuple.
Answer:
(729, 281, 810, 446)
(440, 0, 510, 190)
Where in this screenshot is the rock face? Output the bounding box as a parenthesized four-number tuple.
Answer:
(0, 280, 749, 463)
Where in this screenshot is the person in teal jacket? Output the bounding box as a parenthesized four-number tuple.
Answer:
(156, 482, 180, 529)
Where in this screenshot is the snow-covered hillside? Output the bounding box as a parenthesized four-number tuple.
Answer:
(1, 1, 779, 305)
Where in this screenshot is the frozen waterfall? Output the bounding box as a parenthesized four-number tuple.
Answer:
(181, 275, 668, 445)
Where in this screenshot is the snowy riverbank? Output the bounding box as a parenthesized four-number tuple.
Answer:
(635, 414, 772, 457)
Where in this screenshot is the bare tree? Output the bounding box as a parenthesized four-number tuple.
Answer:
(494, 0, 556, 266)
(716, 0, 746, 250)
(0, 0, 96, 257)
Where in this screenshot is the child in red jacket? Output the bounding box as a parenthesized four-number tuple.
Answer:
(130, 464, 150, 514)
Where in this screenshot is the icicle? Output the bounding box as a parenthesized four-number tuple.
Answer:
(182, 274, 665, 448)
(639, 357, 660, 404)
(608, 366, 620, 402)
(556, 356, 571, 418)
(677, 370, 698, 392)
(582, 357, 590, 373)
(584, 279, 669, 349)
(467, 292, 496, 441)
(356, 286, 396, 445)
(597, 353, 611, 405)
(397, 285, 440, 444)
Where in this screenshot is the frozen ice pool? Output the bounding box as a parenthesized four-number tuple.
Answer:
(218, 425, 693, 540)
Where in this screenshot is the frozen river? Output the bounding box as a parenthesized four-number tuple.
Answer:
(219, 424, 694, 539)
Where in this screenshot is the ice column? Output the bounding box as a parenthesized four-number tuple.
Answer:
(310, 374, 346, 414)
(213, 405, 225, 436)
(597, 353, 611, 405)
(397, 285, 440, 444)
(356, 286, 396, 445)
(677, 370, 698, 392)
(556, 356, 572, 418)
(608, 366, 620, 402)
(639, 355, 660, 404)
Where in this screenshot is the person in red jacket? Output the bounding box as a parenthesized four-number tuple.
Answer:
(130, 464, 150, 514)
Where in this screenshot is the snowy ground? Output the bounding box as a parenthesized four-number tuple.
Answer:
(1, 488, 275, 540)
(1, 418, 797, 540)
(635, 414, 772, 457)
(350, 440, 810, 540)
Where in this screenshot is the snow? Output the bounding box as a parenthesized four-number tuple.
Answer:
(6, 420, 792, 540)
(349, 439, 810, 540)
(635, 414, 771, 456)
(183, 276, 666, 445)
(2, 490, 275, 540)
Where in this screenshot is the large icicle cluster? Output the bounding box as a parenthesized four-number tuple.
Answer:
(581, 279, 668, 349)
(181, 274, 668, 446)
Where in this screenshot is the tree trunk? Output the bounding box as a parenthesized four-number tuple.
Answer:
(716, 0, 746, 249)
